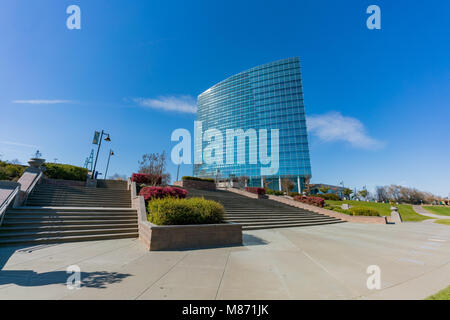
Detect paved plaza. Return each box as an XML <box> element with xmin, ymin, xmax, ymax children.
<box><xmin>0</xmin><ymin>222</ymin><xmax>449</xmax><ymax>300</ymax></box>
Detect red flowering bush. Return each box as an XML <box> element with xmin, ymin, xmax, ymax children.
<box><xmin>245</xmin><ymin>187</ymin><xmax>266</xmax><ymax>195</ymax></box>
<box><xmin>139</xmin><ymin>186</ymin><xmax>187</xmax><ymax>201</ymax></box>
<box><xmin>131</xmin><ymin>173</ymin><xmax>162</xmax><ymax>185</ymax></box>
<box><xmin>293</xmin><ymin>195</ymin><xmax>325</xmax><ymax>208</ymax></box>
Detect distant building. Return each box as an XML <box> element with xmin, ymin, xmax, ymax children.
<box><xmin>194</xmin><ymin>57</ymin><xmax>311</xmax><ymax>193</ymax></box>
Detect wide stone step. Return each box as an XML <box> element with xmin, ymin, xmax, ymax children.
<box><xmin>0</xmin><ymin>223</ymin><xmax>137</xmax><ymax>233</ymax></box>
<box><xmin>225</xmin><ymin>212</ymin><xmax>321</xmax><ymax>217</ymax></box>
<box><xmin>6</xmin><ymin>210</ymin><xmax>136</xmax><ymax>216</ymax></box>
<box><xmin>0</xmin><ymin>232</ymin><xmax>138</xmax><ymax>246</ymax></box>
<box><xmin>31</xmin><ymin>191</ymin><xmax>130</xmax><ymax>196</ymax></box>
<box><xmin>27</xmin><ymin>202</ymin><xmax>132</xmax><ymax>206</ymax></box>
<box><xmin>225</xmin><ymin>210</ymin><xmax>310</xmax><ymax>214</ymax></box>
<box><xmin>3</xmin><ymin>219</ymin><xmax>137</xmax><ymax>226</ymax></box>
<box><xmin>30</xmin><ymin>195</ymin><xmax>130</xmax><ymax>199</ymax></box>
<box><xmin>225</xmin><ymin>216</ymin><xmax>335</xmax><ymax>222</ymax></box>
<box><xmin>7</xmin><ymin>210</ymin><xmax>137</xmax><ymax>216</ymax></box>
<box><xmin>4</xmin><ymin>215</ymin><xmax>137</xmax><ymax>221</ymax></box>
<box><xmin>242</xmin><ymin>220</ymin><xmax>345</xmax><ymax>230</ymax></box>
<box><xmin>9</xmin><ymin>207</ymin><xmax>136</xmax><ymax>212</ymax></box>
<box><xmin>26</xmin><ymin>202</ymin><xmax>131</xmax><ymax>207</ymax></box>
<box><xmin>0</xmin><ymin>227</ymin><xmax>138</xmax><ymax>239</ymax></box>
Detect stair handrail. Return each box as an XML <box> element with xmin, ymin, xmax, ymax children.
<box><xmin>0</xmin><ymin>186</ymin><xmax>20</xmax><ymax>226</ymax></box>
<box><xmin>22</xmin><ymin>171</ymin><xmax>43</xmax><ymax>205</ymax></box>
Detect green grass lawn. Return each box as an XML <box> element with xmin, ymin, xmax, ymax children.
<box><xmin>423</xmin><ymin>206</ymin><xmax>450</xmax><ymax>217</ymax></box>
<box><xmin>325</xmin><ymin>200</ymin><xmax>431</xmax><ymax>222</ymax></box>
<box><xmin>426</xmin><ymin>285</ymin><xmax>450</xmax><ymax>300</ymax></box>
<box><xmin>434</xmin><ymin>219</ymin><xmax>450</xmax><ymax>226</ymax></box>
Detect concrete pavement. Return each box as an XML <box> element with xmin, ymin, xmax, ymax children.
<box><xmin>0</xmin><ymin>222</ymin><xmax>449</xmax><ymax>300</ymax></box>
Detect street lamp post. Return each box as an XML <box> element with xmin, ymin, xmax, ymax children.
<box><xmin>104</xmin><ymin>149</ymin><xmax>114</xmax><ymax>180</ymax></box>
<box><xmin>91</xmin><ymin>130</ymin><xmax>111</xmax><ymax>179</ymax></box>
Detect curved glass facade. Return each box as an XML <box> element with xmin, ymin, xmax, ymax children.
<box><xmin>194</xmin><ymin>57</ymin><xmax>311</xmax><ymax>192</ymax></box>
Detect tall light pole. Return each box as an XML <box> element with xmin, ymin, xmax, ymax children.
<box><xmin>104</xmin><ymin>149</ymin><xmax>114</xmax><ymax>180</ymax></box>
<box><xmin>91</xmin><ymin>130</ymin><xmax>111</xmax><ymax>179</ymax></box>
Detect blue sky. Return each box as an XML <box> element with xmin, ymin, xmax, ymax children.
<box><xmin>0</xmin><ymin>0</ymin><xmax>449</xmax><ymax>196</ymax></box>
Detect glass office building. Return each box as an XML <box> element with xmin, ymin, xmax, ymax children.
<box><xmin>194</xmin><ymin>57</ymin><xmax>311</xmax><ymax>192</ymax></box>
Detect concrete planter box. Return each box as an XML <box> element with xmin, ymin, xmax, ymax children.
<box><xmin>139</xmin><ymin>220</ymin><xmax>242</xmax><ymax>251</ymax></box>
<box><xmin>133</xmin><ymin>196</ymin><xmax>242</xmax><ymax>251</ymax></box>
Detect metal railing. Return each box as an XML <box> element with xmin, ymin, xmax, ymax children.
<box><xmin>0</xmin><ymin>186</ymin><xmax>20</xmax><ymax>227</ymax></box>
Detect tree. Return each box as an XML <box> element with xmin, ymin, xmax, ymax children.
<box><xmin>342</xmin><ymin>188</ymin><xmax>353</xmax><ymax>199</ymax></box>
<box><xmin>375</xmin><ymin>186</ymin><xmax>388</xmax><ymax>202</ymax></box>
<box><xmin>110</xmin><ymin>173</ymin><xmax>127</xmax><ymax>180</ymax></box>
<box><xmin>138</xmin><ymin>151</ymin><xmax>171</xmax><ymax>185</ymax></box>
<box><xmin>358</xmin><ymin>189</ymin><xmax>368</xmax><ymax>200</ymax></box>
<box><xmin>237</xmin><ymin>175</ymin><xmax>249</xmax><ymax>189</ymax></box>
<box><xmin>303</xmin><ymin>177</ymin><xmax>311</xmax><ymax>195</ymax></box>
<box><xmin>319</xmin><ymin>185</ymin><xmax>330</xmax><ymax>194</ymax></box>
<box><xmin>8</xmin><ymin>159</ymin><xmax>21</xmax><ymax>165</ymax></box>
<box><xmin>262</xmin><ymin>177</ymin><xmax>271</xmax><ymax>189</ymax></box>
<box><xmin>281</xmin><ymin>178</ymin><xmax>295</xmax><ymax>194</ymax></box>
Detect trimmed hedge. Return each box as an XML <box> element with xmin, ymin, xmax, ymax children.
<box><xmin>43</xmin><ymin>163</ymin><xmax>88</xmax><ymax>181</ymax></box>
<box><xmin>328</xmin><ymin>205</ymin><xmax>351</xmax><ymax>215</ymax></box>
<box><xmin>349</xmin><ymin>207</ymin><xmax>380</xmax><ymax>216</ymax></box>
<box><xmin>266</xmin><ymin>188</ymin><xmax>283</xmax><ymax>196</ymax></box>
<box><xmin>147</xmin><ymin>197</ymin><xmax>225</xmax><ymax>225</ymax></box>
<box><xmin>289</xmin><ymin>192</ymin><xmax>300</xmax><ymax>197</ymax></box>
<box><xmin>181</xmin><ymin>176</ymin><xmax>215</xmax><ymax>183</ymax></box>
<box><xmin>245</xmin><ymin>187</ymin><xmax>266</xmax><ymax>195</ymax></box>
<box><xmin>316</xmin><ymin>193</ymin><xmax>341</xmax><ymax>201</ymax></box>
<box><xmin>293</xmin><ymin>195</ymin><xmax>325</xmax><ymax>208</ymax></box>
<box><xmin>131</xmin><ymin>173</ymin><xmax>162</xmax><ymax>185</ymax></box>
<box><xmin>139</xmin><ymin>186</ymin><xmax>187</xmax><ymax>201</ymax></box>
<box><xmin>0</xmin><ymin>161</ymin><xmax>25</xmax><ymax>181</ymax></box>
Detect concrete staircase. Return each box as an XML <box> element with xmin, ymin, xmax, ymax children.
<box><xmin>186</xmin><ymin>188</ymin><xmax>343</xmax><ymax>230</ymax></box>
<box><xmin>25</xmin><ymin>184</ymin><xmax>131</xmax><ymax>207</ymax></box>
<box><xmin>0</xmin><ymin>181</ymin><xmax>138</xmax><ymax>245</ymax></box>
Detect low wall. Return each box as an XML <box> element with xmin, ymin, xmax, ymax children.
<box><xmin>267</xmin><ymin>195</ymin><xmax>388</xmax><ymax>224</ymax></box>
<box><xmin>223</xmin><ymin>187</ymin><xmax>267</xmax><ymax>199</ymax></box>
<box><xmin>133</xmin><ymin>192</ymin><xmax>242</xmax><ymax>251</ymax></box>
<box><xmin>0</xmin><ymin>181</ymin><xmax>20</xmax><ymax>208</ymax></box>
<box><xmin>174</xmin><ymin>180</ymin><xmax>216</xmax><ymax>191</ymax></box>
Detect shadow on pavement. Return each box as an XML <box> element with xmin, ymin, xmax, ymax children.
<box><xmin>0</xmin><ymin>244</ymin><xmax>131</xmax><ymax>289</ymax></box>
<box><xmin>243</xmin><ymin>233</ymin><xmax>268</xmax><ymax>246</ymax></box>
<box><xmin>0</xmin><ymin>270</ymin><xmax>132</xmax><ymax>288</ymax></box>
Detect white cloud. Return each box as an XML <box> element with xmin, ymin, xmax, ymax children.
<box><xmin>12</xmin><ymin>100</ymin><xmax>73</xmax><ymax>104</ymax></box>
<box><xmin>307</xmin><ymin>112</ymin><xmax>383</xmax><ymax>150</ymax></box>
<box><xmin>133</xmin><ymin>95</ymin><xmax>196</xmax><ymax>114</ymax></box>
<box><xmin>0</xmin><ymin>141</ymin><xmax>38</xmax><ymax>148</ymax></box>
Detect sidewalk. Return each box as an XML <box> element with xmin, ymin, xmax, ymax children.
<box><xmin>413</xmin><ymin>205</ymin><xmax>450</xmax><ymax>220</ymax></box>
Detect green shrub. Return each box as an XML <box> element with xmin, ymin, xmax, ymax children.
<box><xmin>147</xmin><ymin>197</ymin><xmax>225</xmax><ymax>225</ymax></box>
<box><xmin>266</xmin><ymin>188</ymin><xmax>283</xmax><ymax>196</ymax></box>
<box><xmin>289</xmin><ymin>192</ymin><xmax>300</xmax><ymax>197</ymax></box>
<box><xmin>0</xmin><ymin>161</ymin><xmax>25</xmax><ymax>181</ymax></box>
<box><xmin>349</xmin><ymin>206</ymin><xmax>380</xmax><ymax>216</ymax></box>
<box><xmin>330</xmin><ymin>206</ymin><xmax>352</xmax><ymax>215</ymax></box>
<box><xmin>182</xmin><ymin>176</ymin><xmax>215</xmax><ymax>183</ymax></box>
<box><xmin>43</xmin><ymin>163</ymin><xmax>88</xmax><ymax>181</ymax></box>
<box><xmin>316</xmin><ymin>193</ymin><xmax>341</xmax><ymax>201</ymax></box>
